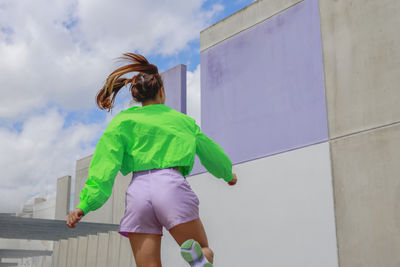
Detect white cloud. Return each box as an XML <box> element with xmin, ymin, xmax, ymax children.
<box><xmin>186</xmin><ymin>64</ymin><xmax>201</xmax><ymax>127</ymax></box>
<box><xmin>0</xmin><ymin>107</ymin><xmax>107</xmax><ymax>212</ymax></box>
<box><xmin>0</xmin><ymin>0</ymin><xmax>224</xmax><ymax>213</ymax></box>
<box><xmin>0</xmin><ymin>0</ymin><xmax>224</xmax><ymax>119</ymax></box>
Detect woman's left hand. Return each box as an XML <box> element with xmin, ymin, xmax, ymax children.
<box><xmin>66</xmin><ymin>208</ymin><xmax>84</xmax><ymax>228</ymax></box>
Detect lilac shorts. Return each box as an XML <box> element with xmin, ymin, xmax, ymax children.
<box><xmin>118</xmin><ymin>167</ymin><xmax>200</xmax><ymax>238</ymax></box>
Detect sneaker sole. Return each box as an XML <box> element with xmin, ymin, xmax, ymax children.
<box><xmin>180</xmin><ymin>239</ymin><xmax>213</xmax><ymax>267</ymax></box>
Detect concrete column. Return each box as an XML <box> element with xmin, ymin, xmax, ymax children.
<box><xmin>112</xmin><ymin>174</ymin><xmax>131</xmax><ymax>225</ymax></box>
<box><xmin>66</xmin><ymin>238</ymin><xmax>78</xmax><ymax>267</ymax></box>
<box><xmin>55</xmin><ymin>176</ymin><xmax>71</xmax><ymax>220</ymax></box>
<box><xmin>160</xmin><ymin>64</ymin><xmax>187</xmax><ymax>114</ymax></box>
<box><xmin>33</xmin><ymin>256</ymin><xmax>41</xmax><ymax>267</ymax></box>
<box><xmin>106</xmin><ymin>231</ymin><xmax>121</xmax><ymax>267</ymax></box>
<box><xmin>118</xmin><ymin>235</ymin><xmax>132</xmax><ymax>267</ymax></box>
<box><xmin>58</xmin><ymin>239</ymin><xmax>68</xmax><ymax>267</ymax></box>
<box><xmin>41</xmin><ymin>256</ymin><xmax>52</xmax><ymax>267</ymax></box>
<box><xmin>330</xmin><ymin>124</ymin><xmax>400</xmax><ymax>267</ymax></box>
<box><xmin>96</xmin><ymin>233</ymin><xmax>109</xmax><ymax>267</ymax></box>
<box><xmin>51</xmin><ymin>241</ymin><xmax>59</xmax><ymax>267</ymax></box>
<box><xmin>85</xmin><ymin>235</ymin><xmax>98</xmax><ymax>267</ymax></box>
<box><xmin>75</xmin><ymin>236</ymin><xmax>88</xmax><ymax>267</ymax></box>
<box><xmin>74</xmin><ymin>157</ymin><xmax>113</xmax><ymax>224</ymax></box>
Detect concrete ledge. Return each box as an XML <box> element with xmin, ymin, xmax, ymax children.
<box><xmin>200</xmin><ymin>0</ymin><xmax>303</xmax><ymax>52</ymax></box>
<box><xmin>0</xmin><ymin>249</ymin><xmax>52</xmax><ymax>258</ymax></box>
<box><xmin>0</xmin><ymin>263</ymin><xmax>18</xmax><ymax>266</ymax></box>
<box><xmin>0</xmin><ymin>214</ymin><xmax>119</xmax><ymax>240</ymax></box>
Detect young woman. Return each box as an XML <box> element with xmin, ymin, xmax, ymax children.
<box><xmin>66</xmin><ymin>53</ymin><xmax>238</xmax><ymax>267</ymax></box>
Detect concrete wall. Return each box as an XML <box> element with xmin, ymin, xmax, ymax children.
<box><xmin>49</xmin><ymin>231</ymin><xmax>134</xmax><ymax>267</ymax></box>
<box><xmin>317</xmin><ymin>1</ymin><xmax>400</xmax><ymax>266</ymax></box>
<box><xmin>330</xmin><ymin>124</ymin><xmax>400</xmax><ymax>267</ymax></box>
<box><xmin>160</xmin><ymin>64</ymin><xmax>187</xmax><ymax>114</ymax></box>
<box><xmin>55</xmin><ymin>176</ymin><xmax>71</xmax><ymax>220</ymax></box>
<box><xmin>319</xmin><ymin>0</ymin><xmax>400</xmax><ymax>139</ymax></box>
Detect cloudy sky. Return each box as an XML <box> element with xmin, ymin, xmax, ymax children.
<box><xmin>0</xmin><ymin>0</ymin><xmax>254</xmax><ymax>213</ymax></box>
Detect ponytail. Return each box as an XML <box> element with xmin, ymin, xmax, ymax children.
<box><xmin>96</xmin><ymin>53</ymin><xmax>164</xmax><ymax>111</ymax></box>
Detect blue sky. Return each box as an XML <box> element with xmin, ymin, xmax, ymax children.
<box><xmin>0</xmin><ymin>0</ymin><xmax>254</xmax><ymax>212</ymax></box>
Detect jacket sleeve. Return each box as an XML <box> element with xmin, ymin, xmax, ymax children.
<box><xmin>194</xmin><ymin>122</ymin><xmax>234</xmax><ymax>182</ymax></box>
<box><xmin>76</xmin><ymin>121</ymin><xmax>125</xmax><ymax>215</ymax></box>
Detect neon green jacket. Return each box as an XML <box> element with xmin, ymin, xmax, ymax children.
<box><xmin>76</xmin><ymin>104</ymin><xmax>234</xmax><ymax>215</ymax></box>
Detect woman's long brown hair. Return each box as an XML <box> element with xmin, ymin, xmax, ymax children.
<box><xmin>96</xmin><ymin>53</ymin><xmax>164</xmax><ymax>112</ymax></box>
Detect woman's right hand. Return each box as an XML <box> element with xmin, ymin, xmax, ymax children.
<box><xmin>66</xmin><ymin>208</ymin><xmax>84</xmax><ymax>228</ymax></box>
<box><xmin>228</xmin><ymin>173</ymin><xmax>237</xmax><ymax>186</ymax></box>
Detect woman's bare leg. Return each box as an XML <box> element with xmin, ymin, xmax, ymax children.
<box><xmin>168</xmin><ymin>218</ymin><xmax>214</xmax><ymax>264</ymax></box>
<box><xmin>127</xmin><ymin>233</ymin><xmax>162</xmax><ymax>267</ymax></box>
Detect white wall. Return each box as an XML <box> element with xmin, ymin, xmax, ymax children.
<box><xmin>160</xmin><ymin>142</ymin><xmax>338</xmax><ymax>267</ymax></box>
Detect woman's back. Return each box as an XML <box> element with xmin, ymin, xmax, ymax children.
<box><xmin>117</xmin><ymin>103</ymin><xmax>198</xmax><ymax>177</ymax></box>
<box><xmin>114</xmin><ymin>103</ymin><xmax>233</xmax><ymax>181</ymax></box>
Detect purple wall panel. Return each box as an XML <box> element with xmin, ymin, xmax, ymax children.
<box><xmin>161</xmin><ymin>64</ymin><xmax>187</xmax><ymax>114</ymax></box>
<box><xmin>189</xmin><ymin>0</ymin><xmax>328</xmax><ymax>177</ymax></box>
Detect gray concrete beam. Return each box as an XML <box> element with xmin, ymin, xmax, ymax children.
<box><xmin>0</xmin><ymin>249</ymin><xmax>52</xmax><ymax>258</ymax></box>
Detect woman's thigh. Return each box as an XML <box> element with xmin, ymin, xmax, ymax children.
<box><xmin>168</xmin><ymin>217</ymin><xmax>209</xmax><ymax>248</ymax></box>
<box><xmin>128</xmin><ymin>233</ymin><xmax>162</xmax><ymax>267</ymax></box>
